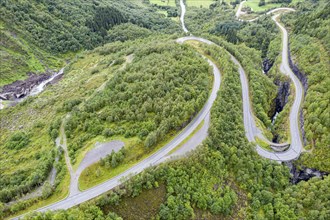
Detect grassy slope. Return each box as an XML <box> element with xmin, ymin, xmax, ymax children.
<box><xmin>149</xmin><ymin>0</ymin><xmax>217</xmax><ymax>8</ymax></box>
<box><xmin>244</xmin><ymin>0</ymin><xmax>303</xmax><ymax>12</ymax></box>
<box><xmin>244</xmin><ymin>0</ymin><xmax>282</xmax><ymax>12</ymax></box>
<box><xmin>78</xmin><ymin>131</ymin><xmax>176</xmax><ymax>190</ymax></box>
<box><xmin>149</xmin><ymin>0</ymin><xmax>177</xmax><ymax>7</ymax></box>
<box><xmin>186</xmin><ymin>0</ymin><xmax>215</xmax><ymax>8</ymax></box>
<box><xmin>79</xmin><ymin>110</ymin><xmax>205</xmax><ymax>190</ymax></box>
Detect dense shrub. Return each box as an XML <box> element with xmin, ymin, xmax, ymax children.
<box><xmin>5</xmin><ymin>132</ymin><xmax>30</xmax><ymax>150</ymax></box>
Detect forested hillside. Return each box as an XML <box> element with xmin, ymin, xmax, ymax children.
<box><xmin>0</xmin><ymin>0</ymin><xmax>180</xmax><ymax>85</ymax></box>
<box><xmin>65</xmin><ymin>39</ymin><xmax>210</xmax><ymax>163</ymax></box>
<box><xmin>0</xmin><ymin>35</ymin><xmax>211</xmax><ymax>216</ymax></box>
<box><xmin>282</xmin><ymin>0</ymin><xmax>330</xmax><ymax>171</ymax></box>
<box><xmin>22</xmin><ymin>40</ymin><xmax>330</xmax><ymax>220</ymax></box>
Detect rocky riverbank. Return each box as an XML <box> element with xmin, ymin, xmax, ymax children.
<box><xmin>0</xmin><ymin>69</ymin><xmax>64</xmax><ymax>110</ymax></box>
<box><xmin>0</xmin><ymin>71</ymin><xmax>54</xmax><ymax>100</ymax></box>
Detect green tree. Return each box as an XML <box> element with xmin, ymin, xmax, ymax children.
<box><xmin>42</xmin><ymin>181</ymin><xmax>53</xmax><ymax>199</ymax></box>
<box><xmin>259</xmin><ymin>0</ymin><xmax>266</xmax><ymax>6</ymax></box>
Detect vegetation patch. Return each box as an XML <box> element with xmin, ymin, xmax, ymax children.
<box><xmin>79</xmin><ymin>131</ymin><xmax>176</xmax><ymax>190</ymax></box>
<box><xmin>255</xmin><ymin>137</ymin><xmax>272</xmax><ymax>150</ymax></box>
<box><xmin>149</xmin><ymin>0</ymin><xmax>177</xmax><ymax>7</ymax></box>
<box><xmin>104</xmin><ymin>184</ymin><xmax>166</xmax><ymax>219</ymax></box>
<box><xmin>65</xmin><ymin>39</ymin><xmax>211</xmax><ymax>163</ymax></box>
<box><xmin>5</xmin><ymin>132</ymin><xmax>30</xmax><ymax>150</ymax></box>
<box><xmin>186</xmin><ymin>0</ymin><xmax>215</xmax><ymax>8</ymax></box>
<box><xmin>244</xmin><ymin>0</ymin><xmax>283</xmax><ymax>12</ymax></box>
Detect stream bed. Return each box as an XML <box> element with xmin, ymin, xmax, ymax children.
<box><xmin>0</xmin><ymin>68</ymin><xmax>64</xmax><ymax>110</ymax></box>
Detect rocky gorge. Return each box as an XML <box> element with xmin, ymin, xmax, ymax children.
<box><xmin>286</xmin><ymin>161</ymin><xmax>329</xmax><ymax>184</ymax></box>
<box><xmin>263</xmin><ymin>45</ymin><xmax>308</xmax><ymax>145</ymax></box>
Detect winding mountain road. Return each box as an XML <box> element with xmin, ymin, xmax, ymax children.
<box><xmin>14</xmin><ymin>1</ymin><xmax>303</xmax><ymax>218</ymax></box>
<box><xmin>179</xmin><ymin>0</ymin><xmax>302</xmax><ymax>160</ymax></box>
<box><xmin>234</xmin><ymin>2</ymin><xmax>303</xmax><ymax>160</ymax></box>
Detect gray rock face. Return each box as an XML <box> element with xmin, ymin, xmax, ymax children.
<box><xmin>263</xmin><ymin>58</ymin><xmax>274</xmax><ymax>74</ymax></box>
<box><xmin>275</xmin><ymin>80</ymin><xmax>290</xmax><ymax>113</ymax></box>
<box><xmin>270</xmin><ymin>79</ymin><xmax>291</xmax><ymax>143</ymax></box>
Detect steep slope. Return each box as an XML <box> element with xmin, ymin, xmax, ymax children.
<box><xmin>0</xmin><ymin>23</ymin><xmax>62</xmax><ymax>86</ymax></box>
<box><xmin>0</xmin><ymin>0</ymin><xmax>180</xmax><ymax>85</ymax></box>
